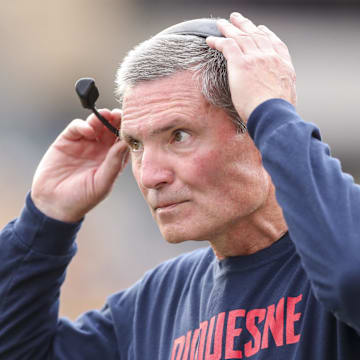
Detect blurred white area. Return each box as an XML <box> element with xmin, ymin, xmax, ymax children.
<box><xmin>0</xmin><ymin>0</ymin><xmax>359</xmax><ymax>318</ymax></box>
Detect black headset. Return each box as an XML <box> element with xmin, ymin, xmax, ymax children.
<box><xmin>75</xmin><ymin>19</ymin><xmax>223</xmax><ymax>137</ymax></box>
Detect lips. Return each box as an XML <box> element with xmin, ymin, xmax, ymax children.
<box><xmin>154</xmin><ymin>200</ymin><xmax>188</xmax><ymax>211</ymax></box>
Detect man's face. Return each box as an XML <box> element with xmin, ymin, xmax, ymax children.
<box><xmin>121</xmin><ymin>71</ymin><xmax>270</xmax><ymax>244</ymax></box>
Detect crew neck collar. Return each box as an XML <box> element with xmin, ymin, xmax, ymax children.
<box><xmin>214</xmin><ymin>232</ymin><xmax>293</xmax><ymax>278</ymax></box>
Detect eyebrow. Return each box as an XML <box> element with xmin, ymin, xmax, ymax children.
<box><xmin>149</xmin><ymin>119</ymin><xmax>183</xmax><ymax>136</ymax></box>
<box><xmin>121</xmin><ymin>118</ymin><xmax>184</xmax><ymax>140</ymax></box>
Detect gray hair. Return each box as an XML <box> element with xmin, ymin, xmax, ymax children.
<box><xmin>115</xmin><ymin>34</ymin><xmax>247</xmax><ymax>133</ymax></box>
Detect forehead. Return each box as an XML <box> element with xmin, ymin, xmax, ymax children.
<box><xmin>121</xmin><ymin>72</ymin><xmax>209</xmax><ymax>136</ymax></box>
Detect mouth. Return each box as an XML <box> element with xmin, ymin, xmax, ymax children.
<box><xmin>154</xmin><ymin>200</ymin><xmax>189</xmax><ymax>212</ymax></box>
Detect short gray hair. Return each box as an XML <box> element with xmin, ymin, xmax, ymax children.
<box><xmin>115</xmin><ymin>33</ymin><xmax>247</xmax><ymax>133</ymax></box>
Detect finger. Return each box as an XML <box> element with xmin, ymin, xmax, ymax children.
<box><xmin>230</xmin><ymin>14</ymin><xmax>276</xmax><ymax>54</ymax></box>
<box><xmin>88</xmin><ymin>109</ymin><xmax>120</xmax><ymax>145</ymax></box>
<box><xmin>99</xmin><ymin>109</ymin><xmax>122</xmax><ymax>146</ymax></box>
<box><xmin>229</xmin><ymin>12</ymin><xmax>258</xmax><ymax>33</ymax></box>
<box><xmin>206</xmin><ymin>36</ymin><xmax>245</xmax><ymax>59</ymax></box>
<box><xmin>111</xmin><ymin>108</ymin><xmax>122</xmax><ymax>133</ymax></box>
<box><xmin>206</xmin><ymin>35</ymin><xmax>218</xmax><ymax>50</ymax></box>
<box><xmin>86</xmin><ymin>108</ymin><xmax>113</xmax><ymax>135</ymax></box>
<box><xmin>62</xmin><ymin>119</ymin><xmax>96</xmax><ymax>142</ymax></box>
<box><xmin>216</xmin><ymin>19</ymin><xmax>258</xmax><ymax>54</ymax></box>
<box><xmin>94</xmin><ymin>140</ymin><xmax>129</xmax><ymax>194</ymax></box>
<box><xmin>258</xmin><ymin>25</ymin><xmax>291</xmax><ymax>61</ymax></box>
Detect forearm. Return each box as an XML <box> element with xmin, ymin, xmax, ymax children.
<box><xmin>248</xmin><ymin>99</ymin><xmax>360</xmax><ymax>332</ymax></box>
<box><xmin>0</xmin><ymin>193</ymin><xmax>79</xmax><ymax>359</ymax></box>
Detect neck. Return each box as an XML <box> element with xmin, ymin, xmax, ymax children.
<box><xmin>210</xmin><ymin>183</ymin><xmax>288</xmax><ymax>260</ymax></box>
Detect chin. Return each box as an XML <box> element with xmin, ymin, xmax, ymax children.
<box><xmin>159</xmin><ymin>223</ymin><xmax>210</xmax><ymax>244</ymax></box>
<box><xmin>161</xmin><ymin>228</ymin><xmax>189</xmax><ymax>244</ymax></box>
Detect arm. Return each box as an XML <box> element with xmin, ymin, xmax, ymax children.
<box><xmin>0</xmin><ymin>197</ymin><xmax>121</xmax><ymax>359</ymax></box>
<box><xmin>0</xmin><ymin>194</ymin><xmax>76</xmax><ymax>358</ymax></box>
<box><xmin>248</xmin><ymin>98</ymin><xmax>360</xmax><ymax>333</ymax></box>
<box><xmin>207</xmin><ymin>13</ymin><xmax>360</xmax><ymax>332</ymax></box>
<box><xmin>0</xmin><ymin>109</ymin><xmax>129</xmax><ymax>358</ymax></box>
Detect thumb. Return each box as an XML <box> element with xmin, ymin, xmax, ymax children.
<box><xmin>94</xmin><ymin>141</ymin><xmax>129</xmax><ymax>197</ymax></box>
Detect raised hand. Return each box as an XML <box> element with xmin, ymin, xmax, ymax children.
<box><xmin>31</xmin><ymin>109</ymin><xmax>129</xmax><ymax>222</ymax></box>
<box><xmin>206</xmin><ymin>12</ymin><xmax>297</xmax><ymax>123</ymax></box>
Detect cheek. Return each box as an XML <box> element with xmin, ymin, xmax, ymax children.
<box><xmin>189</xmin><ymin>149</ymin><xmax>226</xmax><ymax>187</ymax></box>
<box><xmin>189</xmin><ymin>142</ymin><xmax>267</xmax><ymax>202</ymax></box>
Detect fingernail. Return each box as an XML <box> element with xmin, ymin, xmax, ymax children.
<box><xmin>231</xmin><ymin>12</ymin><xmax>242</xmax><ymax>18</ymax></box>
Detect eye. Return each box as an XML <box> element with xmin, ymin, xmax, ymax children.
<box><xmin>128</xmin><ymin>138</ymin><xmax>143</xmax><ymax>152</ymax></box>
<box><xmin>172</xmin><ymin>130</ymin><xmax>191</xmax><ymax>144</ymax></box>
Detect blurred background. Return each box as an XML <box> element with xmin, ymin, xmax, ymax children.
<box><xmin>1</xmin><ymin>0</ymin><xmax>359</xmax><ymax>319</ymax></box>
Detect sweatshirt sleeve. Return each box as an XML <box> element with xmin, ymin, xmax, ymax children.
<box><xmin>247</xmin><ymin>98</ymin><xmax>360</xmax><ymax>333</ymax></box>
<box><xmin>0</xmin><ymin>194</ymin><xmax>120</xmax><ymax>359</ymax></box>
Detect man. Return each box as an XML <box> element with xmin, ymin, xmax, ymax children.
<box><xmin>0</xmin><ymin>12</ymin><xmax>359</xmax><ymax>359</ymax></box>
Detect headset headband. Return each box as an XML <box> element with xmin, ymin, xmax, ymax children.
<box><xmin>156</xmin><ymin>18</ymin><xmax>223</xmax><ymax>38</ymax></box>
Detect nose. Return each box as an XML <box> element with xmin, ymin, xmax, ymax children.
<box><xmin>138</xmin><ymin>148</ymin><xmax>174</xmax><ymax>190</ymax></box>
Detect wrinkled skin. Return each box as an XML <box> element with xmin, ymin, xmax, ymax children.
<box><xmin>121</xmin><ymin>72</ymin><xmax>287</xmax><ymax>258</ymax></box>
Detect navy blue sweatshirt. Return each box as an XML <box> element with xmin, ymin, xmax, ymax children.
<box><xmin>1</xmin><ymin>99</ymin><xmax>360</xmax><ymax>359</ymax></box>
